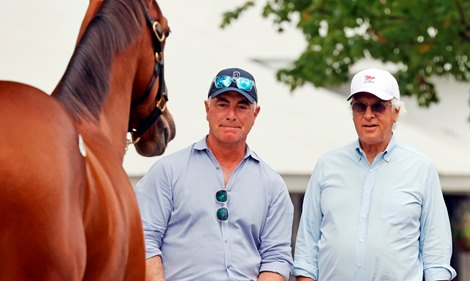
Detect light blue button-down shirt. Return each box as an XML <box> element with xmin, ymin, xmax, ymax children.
<box><xmin>136</xmin><ymin>137</ymin><xmax>294</xmax><ymax>281</ymax></box>
<box><xmin>294</xmin><ymin>136</ymin><xmax>456</xmax><ymax>281</ymax></box>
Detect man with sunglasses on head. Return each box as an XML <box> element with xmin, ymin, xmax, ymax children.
<box><xmin>136</xmin><ymin>67</ymin><xmax>294</xmax><ymax>281</ymax></box>
<box><xmin>293</xmin><ymin>68</ymin><xmax>456</xmax><ymax>281</ymax></box>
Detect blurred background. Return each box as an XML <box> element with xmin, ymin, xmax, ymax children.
<box><xmin>1</xmin><ymin>1</ymin><xmax>469</xmax><ymax>279</ymax></box>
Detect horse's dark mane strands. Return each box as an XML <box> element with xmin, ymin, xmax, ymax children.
<box><xmin>55</xmin><ymin>0</ymin><xmax>143</xmax><ymax>120</ymax></box>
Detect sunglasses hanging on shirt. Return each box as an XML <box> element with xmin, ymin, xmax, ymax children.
<box><xmin>215</xmin><ymin>189</ymin><xmax>229</xmax><ymax>221</ymax></box>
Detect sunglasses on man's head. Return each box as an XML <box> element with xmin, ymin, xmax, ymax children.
<box><xmin>215</xmin><ymin>189</ymin><xmax>228</xmax><ymax>221</ymax></box>
<box><xmin>351</xmin><ymin>101</ymin><xmax>392</xmax><ymax>115</ymax></box>
<box><xmin>214</xmin><ymin>75</ymin><xmax>254</xmax><ymax>92</ymax></box>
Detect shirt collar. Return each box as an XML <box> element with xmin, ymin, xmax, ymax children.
<box><xmin>194</xmin><ymin>136</ymin><xmax>260</xmax><ymax>162</ymax></box>
<box><xmin>354</xmin><ymin>134</ymin><xmax>397</xmax><ymax>163</ymax></box>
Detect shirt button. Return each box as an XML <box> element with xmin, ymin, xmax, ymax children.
<box><xmin>357</xmin><ymin>264</ymin><xmax>361</xmax><ymax>268</ymax></box>
<box><xmin>224</xmin><ymin>240</ymin><xmax>228</xmax><ymax>243</ymax></box>
<box><xmin>358</xmin><ymin>239</ymin><xmax>363</xmax><ymax>243</ymax></box>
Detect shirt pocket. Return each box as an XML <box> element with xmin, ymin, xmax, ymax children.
<box><xmin>380</xmin><ymin>190</ymin><xmax>422</xmax><ymax>226</ymax></box>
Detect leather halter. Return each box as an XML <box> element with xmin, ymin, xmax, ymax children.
<box><xmin>128</xmin><ymin>1</ymin><xmax>168</xmax><ymax>144</ymax></box>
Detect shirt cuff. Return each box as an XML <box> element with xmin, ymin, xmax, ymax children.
<box><xmin>144</xmin><ymin>241</ymin><xmax>162</xmax><ymax>260</ymax></box>
<box><xmin>293</xmin><ymin>261</ymin><xmax>318</xmax><ymax>280</ymax></box>
<box><xmin>260</xmin><ymin>262</ymin><xmax>292</xmax><ymax>281</ymax></box>
<box><xmin>424</xmin><ymin>266</ymin><xmax>456</xmax><ymax>280</ymax></box>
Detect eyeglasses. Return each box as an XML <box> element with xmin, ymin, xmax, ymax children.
<box><xmin>214</xmin><ymin>75</ymin><xmax>254</xmax><ymax>92</ymax></box>
<box><xmin>215</xmin><ymin>189</ymin><xmax>228</xmax><ymax>221</ymax></box>
<box><xmin>351</xmin><ymin>101</ymin><xmax>392</xmax><ymax>115</ymax></box>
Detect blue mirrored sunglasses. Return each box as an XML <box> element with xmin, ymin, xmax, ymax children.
<box><xmin>215</xmin><ymin>189</ymin><xmax>228</xmax><ymax>221</ymax></box>
<box><xmin>214</xmin><ymin>75</ymin><xmax>254</xmax><ymax>92</ymax></box>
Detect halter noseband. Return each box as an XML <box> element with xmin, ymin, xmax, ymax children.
<box><xmin>127</xmin><ymin>1</ymin><xmax>168</xmax><ymax>144</ymax></box>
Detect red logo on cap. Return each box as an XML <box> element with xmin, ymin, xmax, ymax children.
<box><xmin>364</xmin><ymin>75</ymin><xmax>375</xmax><ymax>83</ymax></box>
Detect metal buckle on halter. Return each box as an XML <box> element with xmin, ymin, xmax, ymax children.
<box><xmin>156</xmin><ymin>95</ymin><xmax>166</xmax><ymax>112</ymax></box>
<box><xmin>152</xmin><ymin>22</ymin><xmax>165</xmax><ymax>42</ymax></box>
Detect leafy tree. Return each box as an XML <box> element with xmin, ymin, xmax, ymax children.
<box><xmin>221</xmin><ymin>0</ymin><xmax>470</xmax><ymax>107</ymax></box>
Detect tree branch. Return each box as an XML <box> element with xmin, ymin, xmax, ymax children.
<box><xmin>453</xmin><ymin>0</ymin><xmax>470</xmax><ymax>41</ymax></box>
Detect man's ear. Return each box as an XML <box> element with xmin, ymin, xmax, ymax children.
<box><xmin>393</xmin><ymin>108</ymin><xmax>400</xmax><ymax>123</ymax></box>
<box><xmin>204</xmin><ymin>100</ymin><xmax>210</xmax><ymax>121</ymax></box>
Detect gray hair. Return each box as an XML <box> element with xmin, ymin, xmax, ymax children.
<box><xmin>391</xmin><ymin>98</ymin><xmax>407</xmax><ymax>117</ymax></box>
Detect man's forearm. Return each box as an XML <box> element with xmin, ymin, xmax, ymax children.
<box><xmin>145</xmin><ymin>256</ymin><xmax>165</xmax><ymax>281</ymax></box>
<box><xmin>258</xmin><ymin>271</ymin><xmax>285</xmax><ymax>281</ymax></box>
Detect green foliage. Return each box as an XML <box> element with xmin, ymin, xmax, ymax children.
<box><xmin>220</xmin><ymin>1</ymin><xmax>256</xmax><ymax>28</ymax></box>
<box><xmin>221</xmin><ymin>0</ymin><xmax>470</xmax><ymax>107</ymax></box>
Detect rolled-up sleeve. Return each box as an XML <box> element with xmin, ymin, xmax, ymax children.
<box><xmin>135</xmin><ymin>159</ymin><xmax>173</xmax><ymax>260</ymax></box>
<box><xmin>293</xmin><ymin>164</ymin><xmax>322</xmax><ymax>280</ymax></box>
<box><xmin>421</xmin><ymin>163</ymin><xmax>457</xmax><ymax>280</ymax></box>
<box><xmin>258</xmin><ymin>180</ymin><xmax>294</xmax><ymax>280</ymax></box>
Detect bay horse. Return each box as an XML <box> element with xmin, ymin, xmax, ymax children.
<box><xmin>0</xmin><ymin>0</ymin><xmax>175</xmax><ymax>279</ymax></box>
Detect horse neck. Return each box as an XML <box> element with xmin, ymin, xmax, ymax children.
<box><xmin>87</xmin><ymin>46</ymin><xmax>140</xmax><ymax>161</ymax></box>
<box><xmin>55</xmin><ymin>0</ymin><xmax>149</xmax><ymax>161</ymax></box>
<box><xmin>57</xmin><ymin>38</ymin><xmax>143</xmax><ymax>162</ymax></box>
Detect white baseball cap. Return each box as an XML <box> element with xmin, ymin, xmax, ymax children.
<box><xmin>347</xmin><ymin>68</ymin><xmax>400</xmax><ymax>101</ymax></box>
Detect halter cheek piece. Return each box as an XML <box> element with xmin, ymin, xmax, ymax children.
<box><xmin>127</xmin><ymin>0</ymin><xmax>168</xmax><ymax>145</ymax></box>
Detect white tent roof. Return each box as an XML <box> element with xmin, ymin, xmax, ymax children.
<box><xmin>1</xmin><ymin>0</ymin><xmax>469</xmax><ymax>192</ymax></box>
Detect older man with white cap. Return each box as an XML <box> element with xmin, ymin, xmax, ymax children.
<box><xmin>293</xmin><ymin>68</ymin><xmax>456</xmax><ymax>281</ymax></box>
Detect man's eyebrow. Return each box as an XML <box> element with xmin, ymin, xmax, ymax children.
<box><xmin>215</xmin><ymin>96</ymin><xmax>229</xmax><ymax>102</ymax></box>
<box><xmin>214</xmin><ymin>96</ymin><xmax>250</xmax><ymax>104</ymax></box>
<box><xmin>237</xmin><ymin>99</ymin><xmax>250</xmax><ymax>105</ymax></box>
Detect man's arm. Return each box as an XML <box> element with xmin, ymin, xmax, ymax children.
<box><xmin>145</xmin><ymin>256</ymin><xmax>165</xmax><ymax>281</ymax></box>
<box><xmin>292</xmin><ymin>165</ymin><xmax>323</xmax><ymax>281</ymax></box>
<box><xmin>258</xmin><ymin>271</ymin><xmax>285</xmax><ymax>281</ymax></box>
<box><xmin>421</xmin><ymin>164</ymin><xmax>456</xmax><ymax>280</ymax></box>
<box><xmin>257</xmin><ymin>179</ymin><xmax>294</xmax><ymax>280</ymax></box>
<box><xmin>136</xmin><ymin>160</ymin><xmax>174</xmax><ymax>281</ymax></box>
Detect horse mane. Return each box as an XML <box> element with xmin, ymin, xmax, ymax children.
<box><xmin>55</xmin><ymin>0</ymin><xmax>144</xmax><ymax>120</ymax></box>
